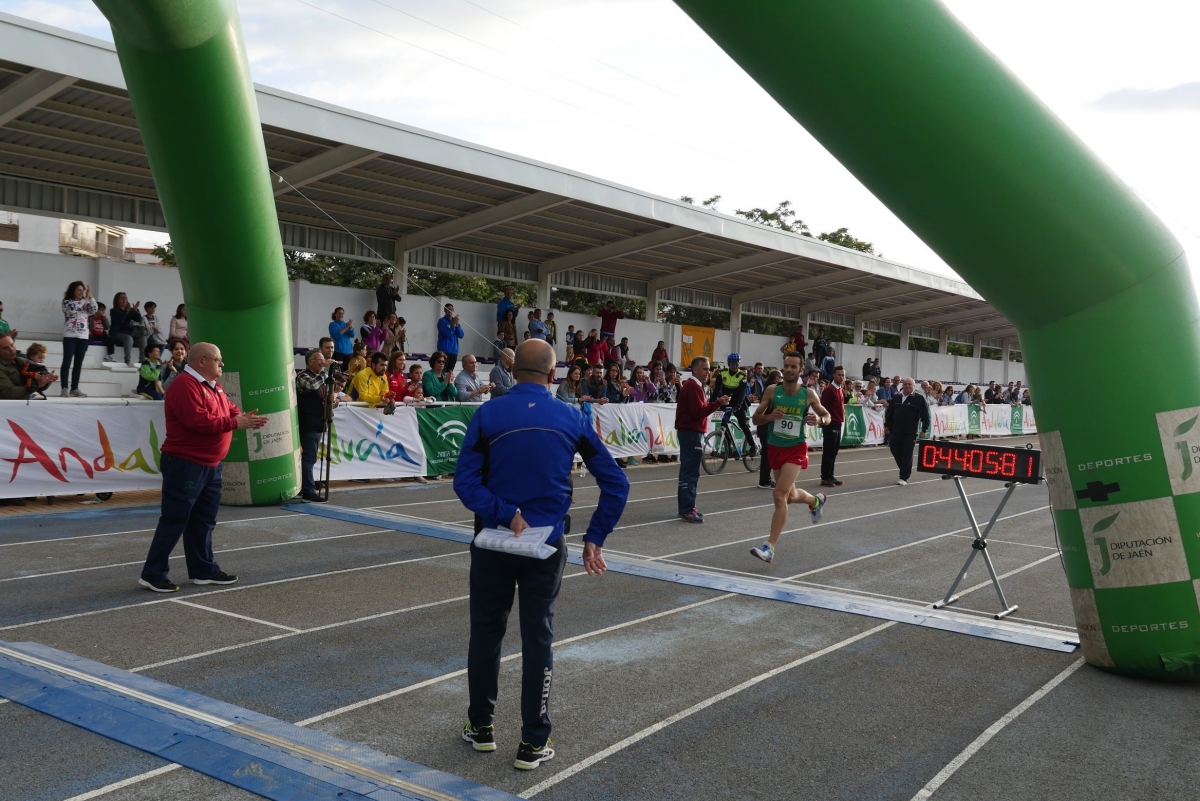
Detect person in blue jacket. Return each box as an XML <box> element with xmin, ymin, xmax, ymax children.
<box><xmin>437</xmin><ymin>302</ymin><xmax>465</xmax><ymax>371</ymax></box>
<box><xmin>454</xmin><ymin>338</ymin><xmax>629</xmax><ymax>771</ymax></box>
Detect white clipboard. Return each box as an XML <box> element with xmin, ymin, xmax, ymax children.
<box><xmin>474</xmin><ymin>526</ymin><xmax>557</xmax><ymax>559</ymax></box>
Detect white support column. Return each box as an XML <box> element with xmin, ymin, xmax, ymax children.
<box><xmin>729</xmin><ymin>303</ymin><xmax>742</xmax><ymax>355</ymax></box>
<box><xmin>899</xmin><ymin>325</ymin><xmax>911</xmax><ymax>351</ymax></box>
<box><xmin>938</xmin><ymin>329</ymin><xmax>948</xmax><ymax>354</ymax></box>
<box><xmin>537</xmin><ymin>269</ymin><xmax>553</xmax><ymax>311</ymax></box>
<box><xmin>855</xmin><ymin>319</ymin><xmax>867</xmax><ymax>346</ymax></box>
<box><xmin>1002</xmin><ymin>339</ymin><xmax>1012</xmax><ymax>383</ymax></box>
<box><xmin>396</xmin><ymin>244</ymin><xmax>409</xmax><ymax>294</ymax></box>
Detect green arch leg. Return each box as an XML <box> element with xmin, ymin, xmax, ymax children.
<box><xmin>673</xmin><ymin>0</ymin><xmax>1198</xmax><ymax>679</ymax></box>
<box><xmin>93</xmin><ymin>0</ymin><xmax>299</xmax><ymax>505</ymax></box>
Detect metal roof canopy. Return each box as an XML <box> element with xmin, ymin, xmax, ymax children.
<box><xmin>0</xmin><ymin>12</ymin><xmax>1012</xmax><ymax>343</ymax></box>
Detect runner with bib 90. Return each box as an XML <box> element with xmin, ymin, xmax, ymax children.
<box><xmin>749</xmin><ymin>352</ymin><xmax>832</xmax><ymax>564</ymax></box>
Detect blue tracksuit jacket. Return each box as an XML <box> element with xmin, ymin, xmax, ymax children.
<box><xmin>453</xmin><ymin>382</ymin><xmax>629</xmax><ymax>546</ymax></box>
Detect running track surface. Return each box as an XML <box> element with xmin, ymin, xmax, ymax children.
<box><xmin>3</xmin><ymin>437</ymin><xmax>1199</xmax><ymax>801</ymax></box>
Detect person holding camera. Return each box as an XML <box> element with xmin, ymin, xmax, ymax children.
<box><xmin>296</xmin><ymin>348</ymin><xmax>342</xmax><ymax>502</ymax></box>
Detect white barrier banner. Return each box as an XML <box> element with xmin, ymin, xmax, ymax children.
<box><xmin>0</xmin><ymin>402</ymin><xmax>167</xmax><ymax>498</ymax></box>
<box><xmin>325</xmin><ymin>404</ymin><xmax>427</xmax><ymax>479</ymax></box>
<box><xmin>642</xmin><ymin>404</ymin><xmax>681</xmax><ymax>455</ymax></box>
<box><xmin>587</xmin><ymin>403</ymin><xmax>653</xmax><ymax>458</ymax></box>
<box><xmin>930</xmin><ymin>405</ymin><xmax>970</xmax><ymax>439</ymax></box>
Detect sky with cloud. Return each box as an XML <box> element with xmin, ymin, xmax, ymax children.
<box><xmin>6</xmin><ymin>0</ymin><xmax>1199</xmax><ymax>284</ymax></box>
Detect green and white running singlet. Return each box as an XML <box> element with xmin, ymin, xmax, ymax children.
<box><xmin>767</xmin><ymin>383</ymin><xmax>808</xmax><ymax>447</ymax></box>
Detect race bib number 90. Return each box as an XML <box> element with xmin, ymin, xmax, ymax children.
<box><xmin>776</xmin><ymin>417</ymin><xmax>802</xmax><ymax>439</ymax></box>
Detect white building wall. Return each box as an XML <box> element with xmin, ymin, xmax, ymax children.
<box><xmin>0</xmin><ymin>248</ymin><xmax>1027</xmax><ymax>386</ymax></box>
<box><xmin>0</xmin><ymin>214</ymin><xmax>60</xmax><ymax>254</ymax></box>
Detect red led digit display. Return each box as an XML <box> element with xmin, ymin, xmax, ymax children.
<box><xmin>916</xmin><ymin>441</ymin><xmax>1041</xmax><ymax>484</ymax></box>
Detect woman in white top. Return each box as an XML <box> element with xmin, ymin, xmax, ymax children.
<box><xmin>168</xmin><ymin>304</ymin><xmax>188</xmax><ymax>348</ymax></box>
<box><xmin>61</xmin><ymin>280</ymin><xmax>97</xmax><ymax>397</ymax></box>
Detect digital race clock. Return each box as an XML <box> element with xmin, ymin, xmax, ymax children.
<box><xmin>916</xmin><ymin>440</ymin><xmax>1041</xmax><ymax>484</ymax></box>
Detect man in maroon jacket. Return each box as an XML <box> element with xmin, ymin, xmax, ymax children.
<box><xmin>675</xmin><ymin>356</ymin><xmax>729</xmax><ymax>523</ymax></box>
<box><xmin>820</xmin><ymin>365</ymin><xmax>846</xmax><ymax>487</ymax></box>
<box><xmin>138</xmin><ymin>342</ymin><xmax>268</xmax><ymax>593</ymax></box>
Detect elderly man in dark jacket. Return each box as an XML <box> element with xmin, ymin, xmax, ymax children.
<box><xmin>883</xmin><ymin>376</ymin><xmax>931</xmax><ymax>486</ymax></box>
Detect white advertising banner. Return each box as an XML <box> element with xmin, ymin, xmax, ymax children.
<box><xmin>0</xmin><ymin>399</ymin><xmax>1037</xmax><ymax>498</ymax></box>
<box><xmin>0</xmin><ymin>402</ymin><xmax>167</xmax><ymax>498</ymax></box>
<box><xmin>324</xmin><ymin>404</ymin><xmax>427</xmax><ymax>479</ymax></box>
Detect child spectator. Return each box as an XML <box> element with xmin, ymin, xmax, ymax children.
<box><xmin>545</xmin><ymin>311</ymin><xmax>557</xmax><ymax>346</ymax></box>
<box><xmin>90</xmin><ymin>302</ymin><xmax>109</xmax><ymax>347</ymax></box>
<box><xmin>137</xmin><ymin>343</ymin><xmax>165</xmax><ymax>400</ymax></box>
<box><xmin>144</xmin><ymin>301</ymin><xmax>167</xmax><ymax>351</ymax></box>
<box><xmin>346</xmin><ymin>341</ymin><xmax>367</xmax><ymax>375</ymax></box>
<box><xmin>20</xmin><ymin>343</ymin><xmax>49</xmax><ymax>399</ymax></box>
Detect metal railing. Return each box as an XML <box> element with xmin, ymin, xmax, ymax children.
<box><xmin>59</xmin><ymin>234</ymin><xmax>127</xmax><ymax>261</ymax></box>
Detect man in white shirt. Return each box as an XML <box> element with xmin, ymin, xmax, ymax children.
<box><xmin>455</xmin><ymin>354</ymin><xmax>494</xmax><ymax>401</ymax></box>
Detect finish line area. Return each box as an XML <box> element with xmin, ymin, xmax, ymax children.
<box><xmin>4</xmin><ymin>437</ymin><xmax>1200</xmax><ymax>801</ymax></box>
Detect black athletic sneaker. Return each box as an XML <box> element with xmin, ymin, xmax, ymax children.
<box><xmin>138</xmin><ymin>578</ymin><xmax>179</xmax><ymax>593</ymax></box>
<box><xmin>514</xmin><ymin>740</ymin><xmax>555</xmax><ymax>770</ymax></box>
<box><xmin>462</xmin><ymin>722</ymin><xmax>496</xmax><ymax>752</ymax></box>
<box><xmin>302</xmin><ymin>492</ymin><xmax>327</xmax><ymax>503</ymax></box>
<box><xmin>193</xmin><ymin>571</ymin><xmax>238</xmax><ymax>585</ymax></box>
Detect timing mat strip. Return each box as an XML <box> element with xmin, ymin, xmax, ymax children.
<box><xmin>282</xmin><ymin>503</ymin><xmax>474</xmax><ymax>543</ymax></box>
<box><xmin>288</xmin><ymin>504</ymin><xmax>1078</xmax><ymax>653</ymax></box>
<box><xmin>0</xmin><ymin>641</ymin><xmax>519</xmax><ymax>801</ymax></box>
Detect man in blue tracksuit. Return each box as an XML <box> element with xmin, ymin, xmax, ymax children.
<box><xmin>454</xmin><ymin>339</ymin><xmax>629</xmax><ymax>771</ymax></box>
<box><xmin>436</xmin><ymin>302</ymin><xmax>465</xmax><ymax>371</ymax></box>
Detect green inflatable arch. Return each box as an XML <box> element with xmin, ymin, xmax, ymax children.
<box><xmin>96</xmin><ymin>0</ymin><xmax>1197</xmax><ymax>678</ymax></box>
<box><xmin>93</xmin><ymin>0</ymin><xmax>300</xmax><ymax>506</ymax></box>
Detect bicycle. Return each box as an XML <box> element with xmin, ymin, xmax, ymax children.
<box><xmin>702</xmin><ymin>402</ymin><xmax>759</xmax><ymax>475</ymax></box>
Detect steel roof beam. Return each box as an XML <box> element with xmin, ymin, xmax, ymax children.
<box><xmin>732</xmin><ymin>270</ymin><xmax>860</xmax><ymax>306</ymax></box>
<box><xmin>800</xmin><ymin>284</ymin><xmax>927</xmax><ymax>316</ymax></box>
<box><xmin>272</xmin><ymin>144</ymin><xmax>380</xmax><ymax>196</ymax></box>
<box><xmin>399</xmin><ymin>191</ymin><xmax>569</xmax><ymax>253</ymax></box>
<box><xmin>905</xmin><ymin>305</ymin><xmax>999</xmax><ymax>327</ymax></box>
<box><xmin>539</xmin><ymin>226</ymin><xmax>695</xmax><ymax>279</ymax></box>
<box><xmin>648</xmin><ymin>249</ymin><xmax>790</xmax><ymax>296</ymax></box>
<box><xmin>0</xmin><ymin>69</ymin><xmax>75</xmax><ymax>126</ymax></box>
<box><xmin>945</xmin><ymin>316</ymin><xmax>1009</xmax><ymax>335</ymax></box>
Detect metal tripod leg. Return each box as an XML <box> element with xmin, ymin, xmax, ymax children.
<box><xmin>932</xmin><ymin>477</ymin><xmax>1019</xmax><ymax>619</ymax></box>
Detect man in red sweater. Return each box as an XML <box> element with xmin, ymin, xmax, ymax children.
<box><xmin>138</xmin><ymin>342</ymin><xmax>267</xmax><ymax>593</ymax></box>
<box><xmin>675</xmin><ymin>356</ymin><xmax>729</xmax><ymax>523</ymax></box>
<box><xmin>819</xmin><ymin>365</ymin><xmax>846</xmax><ymax>487</ymax></box>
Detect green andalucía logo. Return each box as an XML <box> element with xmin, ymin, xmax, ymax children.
<box><xmin>1092</xmin><ymin>511</ymin><xmax>1119</xmax><ymax>576</ymax></box>
<box><xmin>1175</xmin><ymin>415</ymin><xmax>1198</xmax><ymax>481</ymax></box>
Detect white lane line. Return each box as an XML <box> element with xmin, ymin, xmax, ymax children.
<box><xmin>67</xmin><ymin>593</ymin><xmax>738</xmax><ymax>799</ymax></box>
<box><xmin>909</xmin><ymin>659</ymin><xmax>1085</xmax><ymax>801</ymax></box>
<box><xmin>947</xmin><ymin>533</ymin><xmax>1056</xmax><ymax>550</ymax></box>
<box><xmin>168</xmin><ymin>599</ymin><xmax>301</xmax><ymax>633</ymax></box>
<box><xmin>0</xmin><ymin>513</ymin><xmax>303</xmax><ymax>549</ymax></box>
<box><xmin>520</xmin><ymin>621</ymin><xmax>897</xmax><ymax>798</ymax></box>
<box><xmin>651</xmin><ymin>487</ymin><xmax>1026</xmax><ymax>561</ymax></box>
<box><xmin>786</xmin><ymin>506</ymin><xmax>1050</xmax><ymax>580</ymax></box>
<box><xmin>0</xmin><ymin>550</ymin><xmax>468</xmax><ymax>632</ymax></box>
<box><xmin>63</xmin><ymin>764</ymin><xmax>183</xmax><ymax>801</ymax></box>
<box><xmin>0</xmin><ymin>528</ymin><xmax>392</xmax><ymax>584</ymax></box>
<box><xmin>295</xmin><ymin>592</ymin><xmax>735</xmax><ymax>726</ymax></box>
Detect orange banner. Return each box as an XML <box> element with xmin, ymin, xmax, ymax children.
<box><xmin>680</xmin><ymin>325</ymin><xmax>715</xmax><ymax>366</ymax></box>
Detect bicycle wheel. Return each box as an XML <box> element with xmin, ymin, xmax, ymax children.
<box><xmin>702</xmin><ymin>430</ymin><xmax>729</xmax><ymax>475</ymax></box>
<box><xmin>742</xmin><ymin>443</ymin><xmax>760</xmax><ymax>473</ymax></box>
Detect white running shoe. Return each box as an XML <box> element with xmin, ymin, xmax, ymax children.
<box><xmin>810</xmin><ymin>492</ymin><xmax>827</xmax><ymax>524</ymax></box>
<box><xmin>897</xmin><ymin>479</ymin><xmax>907</xmax><ymax>486</ymax></box>
<box><xmin>750</xmin><ymin>542</ymin><xmax>774</xmax><ymax>563</ymax></box>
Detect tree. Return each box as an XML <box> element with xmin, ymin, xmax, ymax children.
<box><xmin>550</xmin><ymin>288</ymin><xmax>645</xmax><ymax>320</ymax></box>
<box><xmin>817</xmin><ymin>227</ymin><xmax>875</xmax><ymax>254</ymax></box>
<box><xmin>679</xmin><ymin>195</ymin><xmax>722</xmax><ymax>211</ymax></box>
<box><xmin>151</xmin><ymin>242</ymin><xmax>176</xmax><ymax>266</ymax></box>
<box><xmin>734</xmin><ymin>201</ymin><xmax>811</xmax><ymax>236</ymax></box>
<box><xmin>657</xmin><ymin>303</ymin><xmax>729</xmax><ymax>329</ymax></box>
